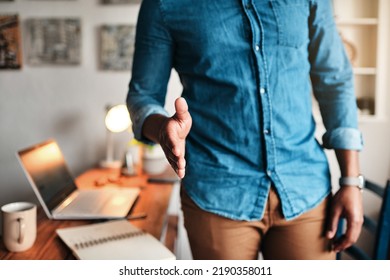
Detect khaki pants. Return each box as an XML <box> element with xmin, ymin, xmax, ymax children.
<box><xmin>181</xmin><ymin>187</ymin><xmax>336</xmax><ymax>260</ymax></box>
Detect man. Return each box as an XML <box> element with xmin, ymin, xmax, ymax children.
<box><xmin>127</xmin><ymin>0</ymin><xmax>364</xmax><ymax>260</ymax></box>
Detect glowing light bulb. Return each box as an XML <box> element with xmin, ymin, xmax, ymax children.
<box><xmin>104</xmin><ymin>104</ymin><xmax>131</xmax><ymax>133</ymax></box>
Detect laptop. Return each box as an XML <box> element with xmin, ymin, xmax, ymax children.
<box><xmin>16</xmin><ymin>139</ymin><xmax>140</xmax><ymax>220</ymax></box>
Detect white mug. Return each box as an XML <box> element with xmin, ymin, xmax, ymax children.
<box><xmin>1</xmin><ymin>202</ymin><xmax>37</xmax><ymax>252</ymax></box>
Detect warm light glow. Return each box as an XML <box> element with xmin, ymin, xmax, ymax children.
<box><xmin>21</xmin><ymin>142</ymin><xmax>64</xmax><ymax>175</ymax></box>
<box><xmin>104</xmin><ymin>104</ymin><xmax>131</xmax><ymax>133</ymax></box>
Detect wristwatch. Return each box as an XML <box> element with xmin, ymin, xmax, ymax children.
<box><xmin>339</xmin><ymin>175</ymin><xmax>365</xmax><ymax>191</ymax></box>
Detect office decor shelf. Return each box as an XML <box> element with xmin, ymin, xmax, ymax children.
<box><xmin>353</xmin><ymin>68</ymin><xmax>377</xmax><ymax>75</ymax></box>
<box><xmin>333</xmin><ymin>0</ymin><xmax>389</xmax><ymax>120</ymax></box>
<box><xmin>335</xmin><ymin>18</ymin><xmax>379</xmax><ymax>26</ymax></box>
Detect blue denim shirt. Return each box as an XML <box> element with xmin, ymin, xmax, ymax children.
<box><xmin>127</xmin><ymin>0</ymin><xmax>363</xmax><ymax>221</ymax></box>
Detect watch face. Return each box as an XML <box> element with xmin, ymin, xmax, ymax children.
<box><xmin>359</xmin><ymin>175</ymin><xmax>365</xmax><ymax>188</ymax></box>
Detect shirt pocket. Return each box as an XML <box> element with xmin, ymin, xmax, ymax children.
<box><xmin>270</xmin><ymin>0</ymin><xmax>310</xmax><ymax>48</ymax></box>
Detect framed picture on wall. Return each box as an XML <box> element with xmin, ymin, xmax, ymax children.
<box><xmin>0</xmin><ymin>14</ymin><xmax>22</xmax><ymax>70</ymax></box>
<box><xmin>99</xmin><ymin>24</ymin><xmax>136</xmax><ymax>71</ymax></box>
<box><xmin>26</xmin><ymin>18</ymin><xmax>81</xmax><ymax>65</ymax></box>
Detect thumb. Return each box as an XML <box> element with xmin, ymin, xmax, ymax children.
<box><xmin>174</xmin><ymin>97</ymin><xmax>191</xmax><ymax>122</ymax></box>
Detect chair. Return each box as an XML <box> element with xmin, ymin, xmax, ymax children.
<box><xmin>337</xmin><ymin>179</ymin><xmax>390</xmax><ymax>260</ymax></box>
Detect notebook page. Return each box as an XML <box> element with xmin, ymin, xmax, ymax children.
<box><xmin>56</xmin><ymin>220</ymin><xmax>175</xmax><ymax>260</ymax></box>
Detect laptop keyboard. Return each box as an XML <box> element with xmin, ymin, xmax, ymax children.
<box><xmin>53</xmin><ymin>187</ymin><xmax>139</xmax><ymax>219</ymax></box>
<box><xmin>62</xmin><ymin>190</ymin><xmax>113</xmax><ymax>214</ymax></box>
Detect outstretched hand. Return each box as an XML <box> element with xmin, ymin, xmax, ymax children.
<box><xmin>159</xmin><ymin>97</ymin><xmax>192</xmax><ymax>178</ymax></box>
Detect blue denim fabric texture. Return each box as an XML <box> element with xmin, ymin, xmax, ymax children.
<box><xmin>127</xmin><ymin>0</ymin><xmax>363</xmax><ymax>221</ymax></box>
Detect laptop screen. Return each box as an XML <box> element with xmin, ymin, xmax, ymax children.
<box><xmin>17</xmin><ymin>140</ymin><xmax>78</xmax><ymax>212</ymax></box>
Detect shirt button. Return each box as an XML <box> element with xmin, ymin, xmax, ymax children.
<box><xmin>245</xmin><ymin>3</ymin><xmax>252</xmax><ymax>9</ymax></box>
<box><xmin>267</xmin><ymin>170</ymin><xmax>272</xmax><ymax>177</ymax></box>
<box><xmin>255</xmin><ymin>44</ymin><xmax>260</xmax><ymax>51</ymax></box>
<box><xmin>260</xmin><ymin>88</ymin><xmax>266</xmax><ymax>94</ymax></box>
<box><xmin>264</xmin><ymin>129</ymin><xmax>269</xmax><ymax>134</ymax></box>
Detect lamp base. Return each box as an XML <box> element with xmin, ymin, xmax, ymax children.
<box><xmin>99</xmin><ymin>160</ymin><xmax>123</xmax><ymax>169</ymax></box>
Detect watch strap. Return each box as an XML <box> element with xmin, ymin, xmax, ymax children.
<box><xmin>339</xmin><ymin>175</ymin><xmax>365</xmax><ymax>189</ymax></box>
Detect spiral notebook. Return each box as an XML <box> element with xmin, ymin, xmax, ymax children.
<box><xmin>56</xmin><ymin>220</ymin><xmax>176</xmax><ymax>260</ymax></box>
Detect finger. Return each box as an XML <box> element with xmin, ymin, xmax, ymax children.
<box><xmin>326</xmin><ymin>204</ymin><xmax>342</xmax><ymax>240</ymax></box>
<box><xmin>164</xmin><ymin>151</ymin><xmax>178</xmax><ymax>166</ymax></box>
<box><xmin>172</xmin><ymin>145</ymin><xmax>181</xmax><ymax>157</ymax></box>
<box><xmin>177</xmin><ymin>168</ymin><xmax>185</xmax><ymax>179</ymax></box>
<box><xmin>163</xmin><ymin>150</ymin><xmax>184</xmax><ymax>170</ymax></box>
<box><xmin>166</xmin><ymin>156</ymin><xmax>186</xmax><ymax>175</ymax></box>
<box><xmin>332</xmin><ymin>235</ymin><xmax>348</xmax><ymax>252</ymax></box>
<box><xmin>161</xmin><ymin>131</ymin><xmax>182</xmax><ymax>157</ymax></box>
<box><xmin>334</xmin><ymin>214</ymin><xmax>362</xmax><ymax>251</ymax></box>
<box><xmin>160</xmin><ymin>141</ymin><xmax>177</xmax><ymax>161</ymax></box>
<box><xmin>161</xmin><ymin>142</ymin><xmax>176</xmax><ymax>159</ymax></box>
<box><xmin>163</xmin><ymin>121</ymin><xmax>186</xmax><ymax>157</ymax></box>
<box><xmin>173</xmin><ymin>137</ymin><xmax>186</xmax><ymax>157</ymax></box>
<box><xmin>161</xmin><ymin>139</ymin><xmax>186</xmax><ymax>172</ymax></box>
<box><xmin>174</xmin><ymin>97</ymin><xmax>190</xmax><ymax>123</ymax></box>
<box><xmin>164</xmin><ymin>141</ymin><xmax>182</xmax><ymax>160</ymax></box>
<box><xmin>177</xmin><ymin>157</ymin><xmax>186</xmax><ymax>170</ymax></box>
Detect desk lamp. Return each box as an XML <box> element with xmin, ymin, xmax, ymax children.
<box><xmin>100</xmin><ymin>104</ymin><xmax>131</xmax><ymax>169</ymax></box>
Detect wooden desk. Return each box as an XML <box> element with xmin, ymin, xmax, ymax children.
<box><xmin>0</xmin><ymin>167</ymin><xmax>176</xmax><ymax>260</ymax></box>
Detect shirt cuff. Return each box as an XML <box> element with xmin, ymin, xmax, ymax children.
<box><xmin>131</xmin><ymin>105</ymin><xmax>169</xmax><ymax>145</ymax></box>
<box><xmin>322</xmin><ymin>127</ymin><xmax>363</xmax><ymax>151</ymax></box>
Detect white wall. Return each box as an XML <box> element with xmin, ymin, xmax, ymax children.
<box><xmin>1</xmin><ymin>0</ymin><xmax>389</xmax><ymax>258</ymax></box>
<box><xmin>0</xmin><ymin>0</ymin><xmax>182</xmax><ymax>230</ymax></box>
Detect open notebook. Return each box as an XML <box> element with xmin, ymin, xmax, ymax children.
<box><xmin>56</xmin><ymin>220</ymin><xmax>176</xmax><ymax>260</ymax></box>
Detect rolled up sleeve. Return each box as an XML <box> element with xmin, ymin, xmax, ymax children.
<box><xmin>322</xmin><ymin>127</ymin><xmax>363</xmax><ymax>150</ymax></box>
<box><xmin>126</xmin><ymin>0</ymin><xmax>174</xmax><ymax>144</ymax></box>
<box><xmin>308</xmin><ymin>0</ymin><xmax>363</xmax><ymax>151</ymax></box>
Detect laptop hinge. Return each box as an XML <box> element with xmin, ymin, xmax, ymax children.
<box><xmin>52</xmin><ymin>190</ymin><xmax>79</xmax><ymax>215</ymax></box>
